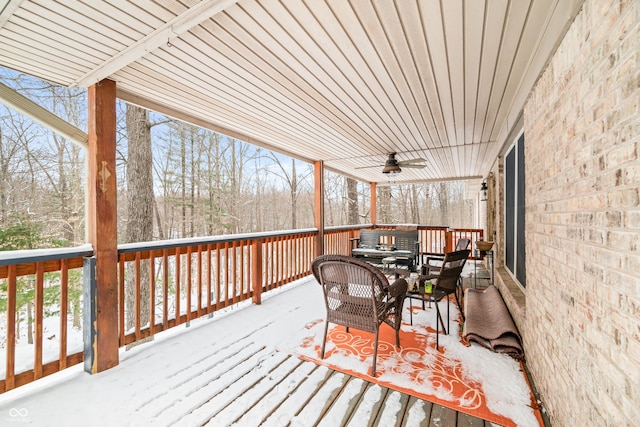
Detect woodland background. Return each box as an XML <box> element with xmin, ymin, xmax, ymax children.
<box><xmin>0</xmin><ymin>67</ymin><xmax>475</xmax><ymax>349</ymax></box>
<box><xmin>0</xmin><ymin>68</ymin><xmax>474</xmax><ymax>252</ymax></box>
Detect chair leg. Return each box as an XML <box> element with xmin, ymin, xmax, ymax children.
<box><xmin>435</xmin><ymin>302</ymin><xmax>447</xmax><ymax>335</ymax></box>
<box><xmin>436</xmin><ymin>304</ymin><xmax>439</xmax><ymax>350</ymax></box>
<box><xmin>447</xmin><ymin>295</ymin><xmax>450</xmax><ymax>334</ymax></box>
<box><xmin>321</xmin><ymin>320</ymin><xmax>329</xmax><ymax>359</ymax></box>
<box><xmin>454</xmin><ymin>290</ymin><xmax>465</xmax><ymax>321</ymax></box>
<box><xmin>372</xmin><ymin>328</ymin><xmax>379</xmax><ymax>377</ymax></box>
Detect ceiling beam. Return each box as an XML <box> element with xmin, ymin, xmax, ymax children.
<box><xmin>0</xmin><ymin>0</ymin><xmax>24</xmax><ymax>29</ymax></box>
<box><xmin>0</xmin><ymin>82</ymin><xmax>88</xmax><ymax>148</ymax></box>
<box><xmin>117</xmin><ymin>88</ymin><xmax>314</xmax><ymax>164</ymax></box>
<box><xmin>73</xmin><ymin>0</ymin><xmax>240</xmax><ymax>87</ymax></box>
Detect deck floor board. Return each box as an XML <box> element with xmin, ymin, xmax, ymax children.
<box><xmin>0</xmin><ymin>272</ymin><xmax>500</xmax><ymax>426</ymax></box>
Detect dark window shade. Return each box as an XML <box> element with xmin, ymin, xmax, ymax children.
<box><xmin>505</xmin><ymin>149</ymin><xmax>515</xmax><ymax>273</ymax></box>
<box><xmin>516</xmin><ymin>135</ymin><xmax>526</xmax><ymax>286</ymax></box>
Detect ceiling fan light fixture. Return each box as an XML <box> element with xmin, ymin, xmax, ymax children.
<box><xmin>382</xmin><ymin>157</ymin><xmax>401</xmax><ymax>174</ymax></box>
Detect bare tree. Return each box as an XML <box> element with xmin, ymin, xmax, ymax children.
<box><xmin>346</xmin><ymin>177</ymin><xmax>359</xmax><ymax>225</ymax></box>
<box><xmin>124</xmin><ymin>104</ymin><xmax>154</xmax><ymax>340</ymax></box>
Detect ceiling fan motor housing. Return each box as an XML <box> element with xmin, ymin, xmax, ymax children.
<box><xmin>382</xmin><ymin>153</ymin><xmax>401</xmax><ymax>174</ymax></box>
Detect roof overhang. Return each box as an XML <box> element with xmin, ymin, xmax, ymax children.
<box><xmin>0</xmin><ymin>0</ymin><xmax>584</xmax><ymax>184</ymax></box>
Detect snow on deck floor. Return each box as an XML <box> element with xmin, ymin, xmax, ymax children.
<box><xmin>0</xmin><ymin>273</ymin><xmax>493</xmax><ymax>427</ymax></box>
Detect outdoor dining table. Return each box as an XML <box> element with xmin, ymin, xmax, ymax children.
<box><xmin>400</xmin><ymin>273</ymin><xmax>438</xmax><ymax>325</ymax></box>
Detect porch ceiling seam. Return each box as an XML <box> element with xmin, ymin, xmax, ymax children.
<box><xmin>73</xmin><ymin>0</ymin><xmax>240</xmax><ymax>88</ymax></box>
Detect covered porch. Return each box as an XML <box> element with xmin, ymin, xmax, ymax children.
<box><xmin>1</xmin><ymin>0</ymin><xmax>638</xmax><ymax>425</ymax></box>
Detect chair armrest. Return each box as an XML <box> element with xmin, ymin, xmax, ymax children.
<box><xmin>387</xmin><ymin>278</ymin><xmax>408</xmax><ymax>298</ymax></box>
<box><xmin>421</xmin><ymin>264</ymin><xmax>441</xmax><ymax>275</ymax></box>
<box><xmin>426</xmin><ymin>255</ymin><xmax>445</xmax><ymax>263</ymax></box>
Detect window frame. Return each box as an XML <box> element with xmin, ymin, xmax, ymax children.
<box><xmin>504</xmin><ymin>132</ymin><xmax>526</xmax><ymax>287</ymax></box>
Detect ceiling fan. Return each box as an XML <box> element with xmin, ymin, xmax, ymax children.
<box><xmin>355</xmin><ymin>152</ymin><xmax>427</xmax><ymax>174</ymax></box>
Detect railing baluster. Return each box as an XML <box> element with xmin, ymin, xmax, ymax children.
<box><xmin>119</xmin><ymin>254</ymin><xmax>125</xmax><ymax>345</ymax></box>
<box><xmin>197</xmin><ymin>246</ymin><xmax>203</xmax><ymax>318</ymax></box>
<box><xmin>162</xmin><ymin>249</ymin><xmax>169</xmax><ymax>330</ymax></box>
<box><xmin>59</xmin><ymin>259</ymin><xmax>68</xmax><ymax>370</ymax></box>
<box><xmin>231</xmin><ymin>241</ymin><xmax>238</xmax><ymax>304</ymax></box>
<box><xmin>186</xmin><ymin>246</ymin><xmax>192</xmax><ymax>323</ymax></box>
<box><xmin>135</xmin><ymin>252</ymin><xmax>141</xmax><ymax>340</ymax></box>
<box><xmin>206</xmin><ymin>244</ymin><xmax>212</xmax><ymax>314</ymax></box>
<box><xmin>6</xmin><ymin>265</ymin><xmax>17</xmax><ymax>391</ymax></box>
<box><xmin>174</xmin><ymin>247</ymin><xmax>181</xmax><ymax>325</ymax></box>
<box><xmin>149</xmin><ymin>250</ymin><xmax>155</xmax><ymax>336</ymax></box>
<box><xmin>35</xmin><ymin>262</ymin><xmax>44</xmax><ymax>380</ymax></box>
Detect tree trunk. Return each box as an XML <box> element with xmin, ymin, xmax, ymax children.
<box><xmin>125</xmin><ymin>104</ymin><xmax>154</xmax><ymax>345</ymax></box>
<box><xmin>346</xmin><ymin>177</ymin><xmax>359</xmax><ymax>225</ymax></box>
<box><xmin>291</xmin><ymin>160</ymin><xmax>297</xmax><ymax>228</ymax></box>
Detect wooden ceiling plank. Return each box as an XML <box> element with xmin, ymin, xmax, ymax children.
<box><xmin>225</xmin><ymin>1</ymin><xmax>393</xmax><ymax>152</ymax></box>
<box><xmin>0</xmin><ymin>34</ymin><xmax>92</xmax><ymax>81</ymax></box>
<box><xmin>319</xmin><ymin>0</ymin><xmax>417</xmax><ymax>150</ymax></box>
<box><xmin>196</xmin><ymin>18</ymin><xmax>375</xmax><ymax>153</ymax></box>
<box><xmin>463</xmin><ymin>0</ymin><xmax>485</xmax><ymax>145</ymax></box>
<box><xmin>369</xmin><ymin>0</ymin><xmax>435</xmax><ymax>149</ymax></box>
<box><xmin>278</xmin><ymin>0</ymin><xmax>403</xmax><ymax>152</ymax></box>
<box><xmin>25</xmin><ymin>1</ymin><xmax>135</xmax><ymax>48</ymax></box>
<box><xmin>490</xmin><ymin>0</ymin><xmax>581</xmax><ymax>143</ymax></box>
<box><xmin>1</xmin><ymin>26</ymin><xmax>105</xmax><ymax>71</ymax></box>
<box><xmin>3</xmin><ymin>17</ymin><xmax>117</xmax><ymax>61</ymax></box>
<box><xmin>473</xmin><ymin>0</ymin><xmax>509</xmax><ymax>145</ymax></box>
<box><xmin>73</xmin><ymin>0</ymin><xmax>241</xmax><ymax>87</ymax></box>
<box><xmin>296</xmin><ymin>0</ymin><xmax>413</xmax><ymax>157</ymax></box>
<box><xmin>157</xmin><ymin>39</ymin><xmax>338</xmax><ymax>148</ymax></box>
<box><xmin>480</xmin><ymin>0</ymin><xmax>531</xmax><ymax>143</ymax></box>
<box><xmin>441</xmin><ymin>0</ymin><xmax>465</xmax><ymax>147</ymax></box>
<box><xmin>394</xmin><ymin>0</ymin><xmax>444</xmax><ymax>148</ymax></box>
<box><xmin>345</xmin><ymin>0</ymin><xmax>425</xmax><ymax>151</ymax></box>
<box><xmin>419</xmin><ymin>0</ymin><xmax>456</xmax><ymax>148</ymax></box>
<box><xmin>138</xmin><ymin>48</ymin><xmax>343</xmax><ymax>153</ymax></box>
<box><xmin>174</xmin><ymin>23</ymin><xmax>372</xmax><ymax>156</ymax></box>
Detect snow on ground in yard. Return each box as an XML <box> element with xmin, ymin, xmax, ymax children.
<box><xmin>0</xmin><ymin>271</ymin><xmax>537</xmax><ymax>427</ymax></box>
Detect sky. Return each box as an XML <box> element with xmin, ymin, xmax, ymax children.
<box><xmin>0</xmin><ymin>272</ymin><xmax>538</xmax><ymax>426</ymax></box>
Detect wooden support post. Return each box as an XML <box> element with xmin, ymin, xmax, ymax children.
<box><xmin>445</xmin><ymin>229</ymin><xmax>454</xmax><ymax>253</ymax></box>
<box><xmin>370</xmin><ymin>182</ymin><xmax>377</xmax><ymax>225</ymax></box>
<box><xmin>314</xmin><ymin>161</ymin><xmax>325</xmax><ymax>258</ymax></box>
<box><xmin>252</xmin><ymin>239</ymin><xmax>263</xmax><ymax>304</ymax></box>
<box><xmin>86</xmin><ymin>79</ymin><xmax>119</xmax><ymax>373</ymax></box>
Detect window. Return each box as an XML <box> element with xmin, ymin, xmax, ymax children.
<box><xmin>505</xmin><ymin>133</ymin><xmax>526</xmax><ymax>287</ymax></box>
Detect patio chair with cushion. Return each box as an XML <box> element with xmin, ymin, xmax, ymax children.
<box><xmin>311</xmin><ymin>254</ymin><xmax>408</xmax><ymax>377</ymax></box>
<box><xmin>422</xmin><ymin>249</ymin><xmax>470</xmax><ymax>349</ymax></box>
<box><xmin>424</xmin><ymin>237</ymin><xmax>471</xmax><ymax>272</ymax></box>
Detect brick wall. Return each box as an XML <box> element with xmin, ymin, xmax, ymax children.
<box><xmin>521</xmin><ymin>0</ymin><xmax>639</xmax><ymax>425</ymax></box>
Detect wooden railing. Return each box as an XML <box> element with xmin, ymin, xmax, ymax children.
<box><xmin>116</xmin><ymin>229</ymin><xmax>318</xmax><ymax>347</ymax></box>
<box><xmin>0</xmin><ymin>245</ymin><xmax>93</xmax><ymax>393</ymax></box>
<box><xmin>0</xmin><ymin>224</ymin><xmax>482</xmax><ymax>394</ymax></box>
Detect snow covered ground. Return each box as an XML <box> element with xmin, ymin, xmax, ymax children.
<box><xmin>0</xmin><ymin>267</ymin><xmax>534</xmax><ymax>426</ymax></box>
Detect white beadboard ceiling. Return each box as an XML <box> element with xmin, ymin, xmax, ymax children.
<box><xmin>0</xmin><ymin>0</ymin><xmax>583</xmax><ymax>185</ymax></box>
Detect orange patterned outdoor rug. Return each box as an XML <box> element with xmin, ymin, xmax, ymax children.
<box><xmin>294</xmin><ymin>300</ymin><xmax>543</xmax><ymax>427</ymax></box>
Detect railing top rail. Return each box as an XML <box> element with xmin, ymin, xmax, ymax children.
<box><xmin>118</xmin><ymin>228</ymin><xmax>318</xmax><ymax>254</ymax></box>
<box><xmin>0</xmin><ymin>244</ymin><xmax>94</xmax><ymax>266</ymax></box>
<box><xmin>324</xmin><ymin>224</ymin><xmax>372</xmax><ymax>232</ymax></box>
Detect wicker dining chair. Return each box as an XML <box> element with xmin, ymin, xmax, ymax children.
<box><xmin>311</xmin><ymin>254</ymin><xmax>408</xmax><ymax>377</ymax></box>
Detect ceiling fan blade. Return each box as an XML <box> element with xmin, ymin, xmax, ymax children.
<box><xmin>398</xmin><ymin>158</ymin><xmax>427</xmax><ymax>165</ymax></box>
<box><xmin>354</xmin><ymin>164</ymin><xmax>384</xmax><ymax>170</ymax></box>
<box><xmin>398</xmin><ymin>163</ymin><xmax>426</xmax><ymax>169</ymax></box>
